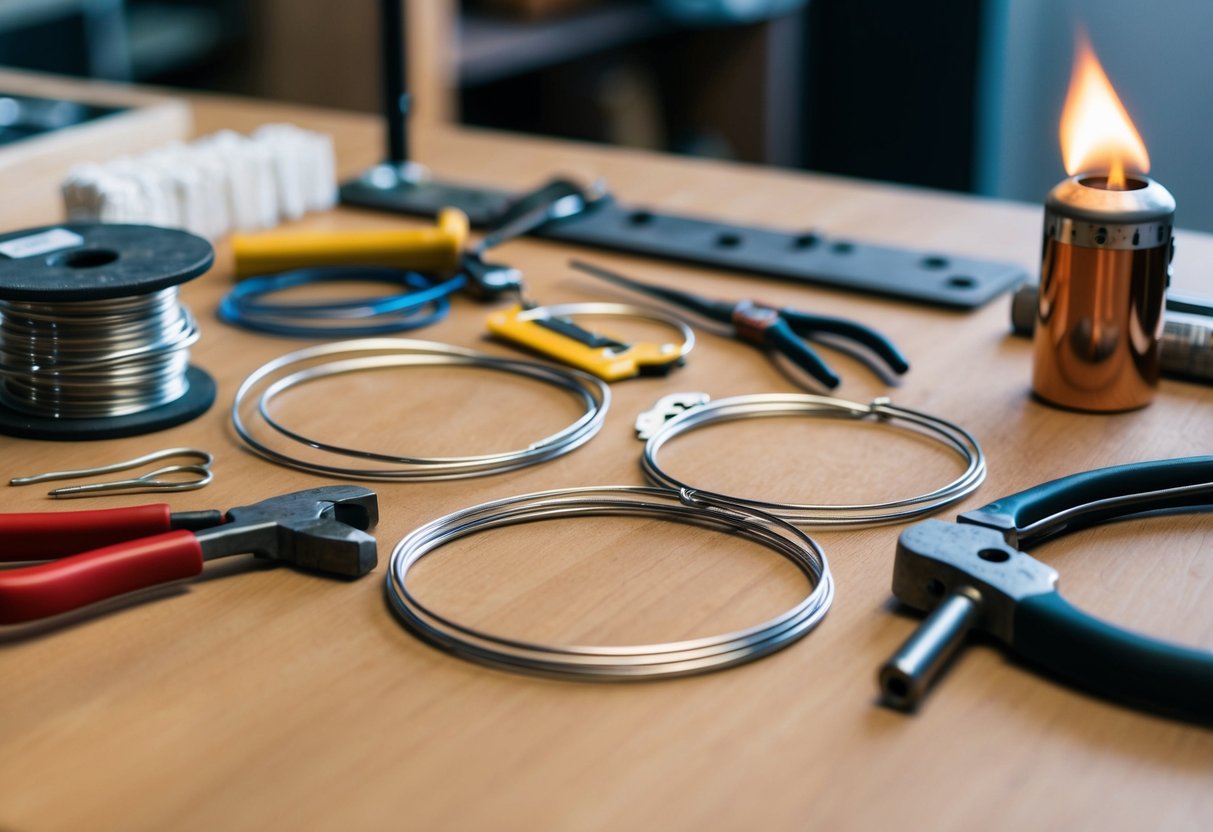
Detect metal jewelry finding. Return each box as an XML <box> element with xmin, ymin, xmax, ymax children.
<box><xmin>639</xmin><ymin>394</ymin><xmax>986</xmax><ymax>526</ymax></box>
<box><xmin>10</xmin><ymin>447</ymin><xmax>213</xmax><ymax>497</ymax></box>
<box><xmin>385</xmin><ymin>486</ymin><xmax>833</xmax><ymax>679</ymax></box>
<box><xmin>232</xmin><ymin>338</ymin><xmax>610</xmax><ymax>480</ymax></box>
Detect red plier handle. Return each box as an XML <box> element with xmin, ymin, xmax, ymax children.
<box><xmin>0</xmin><ymin>504</ymin><xmax>219</xmax><ymax>625</ymax></box>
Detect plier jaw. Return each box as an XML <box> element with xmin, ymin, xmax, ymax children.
<box><xmin>731</xmin><ymin>300</ymin><xmax>843</xmax><ymax>388</ymax></box>
<box><xmin>880</xmin><ymin>456</ymin><xmax>1213</xmax><ymax>724</ymax></box>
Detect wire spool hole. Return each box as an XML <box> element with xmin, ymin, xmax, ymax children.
<box><xmin>49</xmin><ymin>248</ymin><xmax>119</xmax><ymax>269</ymax></box>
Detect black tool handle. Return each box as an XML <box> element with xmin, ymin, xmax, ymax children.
<box><xmin>764</xmin><ymin>319</ymin><xmax>841</xmax><ymax>389</ymax></box>
<box><xmin>960</xmin><ymin>456</ymin><xmax>1213</xmax><ymax>546</ymax></box>
<box><xmin>1014</xmin><ymin>591</ymin><xmax>1213</xmax><ymax>723</ymax></box>
<box><xmin>778</xmin><ymin>310</ymin><xmax>910</xmax><ymax>375</ymax></box>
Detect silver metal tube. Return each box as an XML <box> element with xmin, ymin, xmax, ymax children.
<box><xmin>879</xmin><ymin>588</ymin><xmax>982</xmax><ymax>710</ymax></box>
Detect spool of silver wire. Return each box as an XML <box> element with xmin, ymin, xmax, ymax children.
<box><xmin>386</xmin><ymin>486</ymin><xmax>833</xmax><ymax>679</ymax></box>
<box><xmin>640</xmin><ymin>394</ymin><xmax>986</xmax><ymax>526</ymax></box>
<box><xmin>232</xmin><ymin>338</ymin><xmax>610</xmax><ymax>480</ymax></box>
<box><xmin>0</xmin><ymin>289</ymin><xmax>198</xmax><ymax>418</ymax></box>
<box><xmin>0</xmin><ymin>223</ymin><xmax>216</xmax><ymax>440</ymax></box>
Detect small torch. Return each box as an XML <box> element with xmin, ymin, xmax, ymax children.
<box><xmin>1033</xmin><ymin>35</ymin><xmax>1174</xmax><ymax>411</ymax></box>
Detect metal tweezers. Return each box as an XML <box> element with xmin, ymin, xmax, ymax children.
<box><xmin>9</xmin><ymin>448</ymin><xmax>213</xmax><ymax>498</ymax></box>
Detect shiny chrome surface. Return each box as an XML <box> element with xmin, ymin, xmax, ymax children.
<box><xmin>1032</xmin><ymin>175</ymin><xmax>1173</xmax><ymax>412</ymax></box>
<box><xmin>0</xmin><ymin>288</ymin><xmax>197</xmax><ymax>418</ymax></box>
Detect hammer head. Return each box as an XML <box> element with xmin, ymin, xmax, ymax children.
<box><xmin>222</xmin><ymin>485</ymin><xmax>379</xmax><ymax>578</ymax></box>
<box><xmin>226</xmin><ymin>484</ymin><xmax>378</xmax><ymax>530</ymax></box>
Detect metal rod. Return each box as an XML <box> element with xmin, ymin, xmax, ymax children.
<box><xmin>381</xmin><ymin>0</ymin><xmax>410</xmax><ymax>165</ymax></box>
<box><xmin>879</xmin><ymin>588</ymin><xmax>982</xmax><ymax>710</ymax></box>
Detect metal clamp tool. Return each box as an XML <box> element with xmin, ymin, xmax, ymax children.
<box><xmin>0</xmin><ymin>485</ymin><xmax>377</xmax><ymax>624</ymax></box>
<box><xmin>879</xmin><ymin>457</ymin><xmax>1213</xmax><ymax>723</ymax></box>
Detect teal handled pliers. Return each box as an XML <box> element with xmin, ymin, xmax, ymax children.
<box><xmin>880</xmin><ymin>457</ymin><xmax>1213</xmax><ymax>724</ymax></box>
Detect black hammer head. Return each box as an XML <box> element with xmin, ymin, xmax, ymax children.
<box><xmin>225</xmin><ymin>484</ymin><xmax>378</xmax><ymax>531</ymax></box>
<box><xmin>202</xmin><ymin>485</ymin><xmax>379</xmax><ymax>578</ymax></box>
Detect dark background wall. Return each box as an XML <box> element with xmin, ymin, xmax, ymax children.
<box><xmin>1</xmin><ymin>0</ymin><xmax>1210</xmax><ymax>228</ymax></box>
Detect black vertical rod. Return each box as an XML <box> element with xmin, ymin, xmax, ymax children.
<box><xmin>381</xmin><ymin>0</ymin><xmax>410</xmax><ymax>164</ymax></box>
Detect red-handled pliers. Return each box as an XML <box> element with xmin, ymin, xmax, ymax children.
<box><xmin>0</xmin><ymin>485</ymin><xmax>378</xmax><ymax>625</ymax></box>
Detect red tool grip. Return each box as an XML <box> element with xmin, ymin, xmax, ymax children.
<box><xmin>0</xmin><ymin>530</ymin><xmax>203</xmax><ymax>624</ymax></box>
<box><xmin>0</xmin><ymin>504</ymin><xmax>173</xmax><ymax>561</ymax></box>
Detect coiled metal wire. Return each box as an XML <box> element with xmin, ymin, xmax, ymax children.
<box><xmin>232</xmin><ymin>339</ymin><xmax>610</xmax><ymax>480</ymax></box>
<box><xmin>641</xmin><ymin>394</ymin><xmax>986</xmax><ymax>526</ymax></box>
<box><xmin>386</xmin><ymin>486</ymin><xmax>833</xmax><ymax>679</ymax></box>
<box><xmin>0</xmin><ymin>288</ymin><xmax>198</xmax><ymax>418</ymax></box>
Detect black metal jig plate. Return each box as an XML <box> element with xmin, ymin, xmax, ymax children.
<box><xmin>340</xmin><ymin>178</ymin><xmax>1027</xmax><ymax>309</ymax></box>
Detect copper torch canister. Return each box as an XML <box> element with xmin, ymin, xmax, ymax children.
<box><xmin>1032</xmin><ymin>175</ymin><xmax>1175</xmax><ymax>411</ymax></box>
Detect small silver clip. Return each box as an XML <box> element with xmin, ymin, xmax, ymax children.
<box><xmin>10</xmin><ymin>448</ymin><xmax>214</xmax><ymax>498</ymax></box>
<box><xmin>634</xmin><ymin>392</ymin><xmax>710</xmax><ymax>439</ymax></box>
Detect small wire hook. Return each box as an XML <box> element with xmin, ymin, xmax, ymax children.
<box><xmin>10</xmin><ymin>448</ymin><xmax>214</xmax><ymax>498</ymax></box>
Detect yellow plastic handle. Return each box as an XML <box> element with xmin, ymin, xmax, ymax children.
<box><xmin>486</xmin><ymin>305</ymin><xmax>684</xmax><ymax>382</ymax></box>
<box><xmin>231</xmin><ymin>208</ymin><xmax>469</xmax><ymax>279</ymax></box>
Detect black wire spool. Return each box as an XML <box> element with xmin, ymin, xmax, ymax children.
<box><xmin>0</xmin><ymin>224</ymin><xmax>216</xmax><ymax>440</ymax></box>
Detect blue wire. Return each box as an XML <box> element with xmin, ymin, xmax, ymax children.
<box><xmin>218</xmin><ymin>267</ymin><xmax>466</xmax><ymax>338</ymax></box>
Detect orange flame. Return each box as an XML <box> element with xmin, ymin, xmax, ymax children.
<box><xmin>1059</xmin><ymin>32</ymin><xmax>1150</xmax><ymax>189</ymax></box>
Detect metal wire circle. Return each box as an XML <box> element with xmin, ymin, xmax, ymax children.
<box><xmin>0</xmin><ymin>288</ymin><xmax>198</xmax><ymax>418</ymax></box>
<box><xmin>386</xmin><ymin>485</ymin><xmax>834</xmax><ymax>679</ymax></box>
<box><xmin>641</xmin><ymin>394</ymin><xmax>986</xmax><ymax>526</ymax></box>
<box><xmin>231</xmin><ymin>338</ymin><xmax>610</xmax><ymax>480</ymax></box>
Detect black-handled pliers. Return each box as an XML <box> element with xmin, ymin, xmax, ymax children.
<box><xmin>880</xmin><ymin>456</ymin><xmax>1213</xmax><ymax>724</ymax></box>
<box><xmin>569</xmin><ymin>259</ymin><xmax>908</xmax><ymax>388</ymax></box>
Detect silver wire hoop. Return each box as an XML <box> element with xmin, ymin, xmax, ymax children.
<box><xmin>641</xmin><ymin>394</ymin><xmax>986</xmax><ymax>526</ymax></box>
<box><xmin>231</xmin><ymin>338</ymin><xmax>610</xmax><ymax>480</ymax></box>
<box><xmin>386</xmin><ymin>485</ymin><xmax>834</xmax><ymax>679</ymax></box>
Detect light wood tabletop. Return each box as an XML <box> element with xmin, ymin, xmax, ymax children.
<box><xmin>1</xmin><ymin>90</ymin><xmax>1212</xmax><ymax>832</ymax></box>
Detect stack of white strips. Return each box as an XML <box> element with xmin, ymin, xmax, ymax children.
<box><xmin>61</xmin><ymin>124</ymin><xmax>337</xmax><ymax>239</ymax></box>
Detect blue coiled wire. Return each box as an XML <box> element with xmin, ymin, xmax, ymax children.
<box><xmin>218</xmin><ymin>267</ymin><xmax>466</xmax><ymax>338</ymax></box>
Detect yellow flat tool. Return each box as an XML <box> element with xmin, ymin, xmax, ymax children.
<box><xmin>486</xmin><ymin>302</ymin><xmax>694</xmax><ymax>382</ymax></box>
<box><xmin>231</xmin><ymin>207</ymin><xmax>469</xmax><ymax>279</ymax></box>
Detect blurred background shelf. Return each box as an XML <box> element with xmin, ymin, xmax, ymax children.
<box><xmin>3</xmin><ymin>0</ymin><xmax>1213</xmax><ymax>231</ymax></box>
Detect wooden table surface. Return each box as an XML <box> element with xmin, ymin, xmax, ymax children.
<box><xmin>2</xmin><ymin>92</ymin><xmax>1211</xmax><ymax>832</ymax></box>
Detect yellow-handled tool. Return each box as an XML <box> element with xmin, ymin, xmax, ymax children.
<box><xmin>486</xmin><ymin>302</ymin><xmax>694</xmax><ymax>382</ymax></box>
<box><xmin>231</xmin><ymin>208</ymin><xmax>469</xmax><ymax>279</ymax></box>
